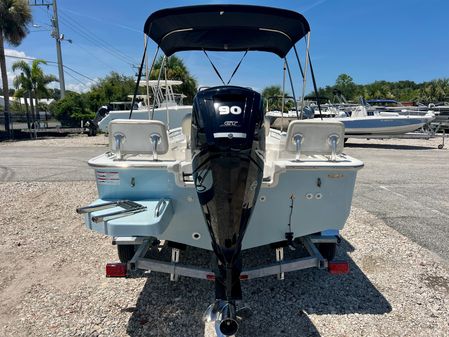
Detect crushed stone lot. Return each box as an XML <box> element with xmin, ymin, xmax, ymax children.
<box><xmin>0</xmin><ymin>134</ymin><xmax>109</xmax><ymax>148</ymax></box>
<box><xmin>0</xmin><ymin>179</ymin><xmax>448</xmax><ymax>337</ymax></box>
<box><xmin>0</xmin><ymin>182</ymin><xmax>449</xmax><ymax>336</ymax></box>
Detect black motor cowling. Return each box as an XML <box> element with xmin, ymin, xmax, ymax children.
<box><xmin>191</xmin><ymin>86</ymin><xmax>265</xmax><ymax>300</ymax></box>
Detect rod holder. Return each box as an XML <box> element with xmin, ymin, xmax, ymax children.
<box><xmin>293</xmin><ymin>133</ymin><xmax>304</xmax><ymax>161</ymax></box>
<box><xmin>114</xmin><ymin>133</ymin><xmax>125</xmax><ymax>160</ymax></box>
<box><xmin>150</xmin><ymin>133</ymin><xmax>161</xmax><ymax>161</ymax></box>
<box><xmin>328</xmin><ymin>134</ymin><xmax>340</xmax><ymax>161</ymax></box>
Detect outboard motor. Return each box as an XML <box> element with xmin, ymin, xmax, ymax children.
<box><xmin>303</xmin><ymin>105</ymin><xmax>315</xmax><ymax>119</ymax></box>
<box><xmin>94</xmin><ymin>105</ymin><xmax>110</xmax><ymax>124</ymax></box>
<box><xmin>191</xmin><ymin>86</ymin><xmax>265</xmax><ymax>334</ymax></box>
<box><xmin>85</xmin><ymin>105</ymin><xmax>111</xmax><ymax>136</ymax></box>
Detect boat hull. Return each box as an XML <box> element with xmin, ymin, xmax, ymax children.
<box><xmin>84</xmin><ymin>160</ymin><xmax>361</xmax><ymax>251</ymax></box>
<box><xmin>338</xmin><ymin>116</ymin><xmax>432</xmax><ymax>135</ymax></box>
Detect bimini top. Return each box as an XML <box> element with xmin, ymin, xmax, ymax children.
<box><xmin>144</xmin><ymin>4</ymin><xmax>310</xmax><ymax>58</ymax></box>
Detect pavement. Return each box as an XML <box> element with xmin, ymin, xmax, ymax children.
<box><xmin>344</xmin><ymin>138</ymin><xmax>449</xmax><ymax>260</ymax></box>
<box><xmin>0</xmin><ymin>145</ymin><xmax>100</xmax><ymax>182</ymax></box>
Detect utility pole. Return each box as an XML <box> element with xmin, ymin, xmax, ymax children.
<box><xmin>29</xmin><ymin>0</ymin><xmax>66</xmax><ymax>98</ymax></box>
<box><xmin>51</xmin><ymin>0</ymin><xmax>65</xmax><ymax>98</ymax></box>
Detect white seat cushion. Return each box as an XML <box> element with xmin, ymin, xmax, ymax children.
<box><xmin>285</xmin><ymin>120</ymin><xmax>344</xmax><ymax>155</ymax></box>
<box><xmin>109</xmin><ymin>119</ymin><xmax>169</xmax><ymax>155</ymax></box>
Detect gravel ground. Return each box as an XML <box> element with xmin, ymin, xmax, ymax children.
<box><xmin>0</xmin><ymin>180</ymin><xmax>448</xmax><ymax>337</ymax></box>
<box><xmin>345</xmin><ymin>134</ymin><xmax>447</xmax><ymax>149</ymax></box>
<box><xmin>1</xmin><ymin>132</ymin><xmax>446</xmax><ymax>149</ymax></box>
<box><xmin>0</xmin><ymin>134</ymin><xmax>108</xmax><ymax>148</ymax></box>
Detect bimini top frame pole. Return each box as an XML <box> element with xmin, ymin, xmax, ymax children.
<box><xmin>145</xmin><ymin>34</ymin><xmax>151</xmax><ymax>114</ymax></box>
<box><xmin>151</xmin><ymin>54</ymin><xmax>166</xmax><ymax>120</ymax></box>
<box><xmin>136</xmin><ymin>5</ymin><xmax>320</xmax><ymax>123</ymax></box>
<box><xmin>129</xmin><ymin>41</ymin><xmax>160</xmax><ymax>120</ymax></box>
<box><xmin>299</xmin><ymin>32</ymin><xmax>311</xmax><ymax>119</ymax></box>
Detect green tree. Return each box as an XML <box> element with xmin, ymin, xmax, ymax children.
<box><xmin>262</xmin><ymin>85</ymin><xmax>295</xmax><ymax>112</ymax></box>
<box><xmin>12</xmin><ymin>59</ymin><xmax>57</xmax><ymax>123</ymax></box>
<box><xmin>335</xmin><ymin>74</ymin><xmax>358</xmax><ymax>100</ymax></box>
<box><xmin>85</xmin><ymin>72</ymin><xmax>136</xmax><ymax>112</ymax></box>
<box><xmin>419</xmin><ymin>78</ymin><xmax>449</xmax><ymax>103</ymax></box>
<box><xmin>49</xmin><ymin>92</ymin><xmax>94</xmax><ymax>127</ymax></box>
<box><xmin>312</xmin><ymin>75</ymin><xmax>449</xmax><ymax>104</ymax></box>
<box><xmin>13</xmin><ymin>87</ymin><xmax>31</xmax><ymax>130</ymax></box>
<box><xmin>0</xmin><ymin>0</ymin><xmax>32</xmax><ymax>136</ymax></box>
<box><xmin>151</xmin><ymin>56</ymin><xmax>197</xmax><ymax>104</ymax></box>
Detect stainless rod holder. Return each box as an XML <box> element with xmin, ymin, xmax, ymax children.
<box><xmin>114</xmin><ymin>133</ymin><xmax>125</xmax><ymax>160</ymax></box>
<box><xmin>150</xmin><ymin>133</ymin><xmax>161</xmax><ymax>161</ymax></box>
<box><xmin>293</xmin><ymin>134</ymin><xmax>304</xmax><ymax>161</ymax></box>
<box><xmin>328</xmin><ymin>134</ymin><xmax>339</xmax><ymax>161</ymax></box>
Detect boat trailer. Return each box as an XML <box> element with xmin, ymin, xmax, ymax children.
<box><xmin>104</xmin><ymin>235</ymin><xmax>349</xmax><ymax>280</ymax></box>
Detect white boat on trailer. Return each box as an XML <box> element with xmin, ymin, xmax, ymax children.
<box><xmin>76</xmin><ymin>5</ymin><xmax>364</xmax><ymax>336</ymax></box>
<box><xmin>268</xmin><ymin>101</ymin><xmax>435</xmax><ymax>135</ymax></box>
<box><xmin>338</xmin><ymin>106</ymin><xmax>435</xmax><ymax>135</ymax></box>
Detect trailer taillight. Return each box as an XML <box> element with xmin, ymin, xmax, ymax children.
<box><xmin>106</xmin><ymin>263</ymin><xmax>127</xmax><ymax>277</ymax></box>
<box><xmin>328</xmin><ymin>261</ymin><xmax>349</xmax><ymax>274</ymax></box>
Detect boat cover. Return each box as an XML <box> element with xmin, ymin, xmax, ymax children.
<box><xmin>144</xmin><ymin>4</ymin><xmax>310</xmax><ymax>58</ymax></box>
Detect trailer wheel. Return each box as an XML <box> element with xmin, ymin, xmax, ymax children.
<box><xmin>317</xmin><ymin>242</ymin><xmax>337</xmax><ymax>261</ymax></box>
<box><xmin>117</xmin><ymin>245</ymin><xmax>136</xmax><ymax>263</ymax></box>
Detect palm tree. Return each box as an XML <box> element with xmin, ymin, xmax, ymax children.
<box><xmin>262</xmin><ymin>85</ymin><xmax>294</xmax><ymax>112</ymax></box>
<box><xmin>13</xmin><ymin>84</ymin><xmax>31</xmax><ymax>129</ymax></box>
<box><xmin>0</xmin><ymin>0</ymin><xmax>32</xmax><ymax>137</ymax></box>
<box><xmin>151</xmin><ymin>56</ymin><xmax>197</xmax><ymax>104</ymax></box>
<box><xmin>12</xmin><ymin>59</ymin><xmax>57</xmax><ymax>126</ymax></box>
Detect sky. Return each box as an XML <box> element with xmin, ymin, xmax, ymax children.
<box><xmin>3</xmin><ymin>0</ymin><xmax>449</xmax><ymax>95</ymax></box>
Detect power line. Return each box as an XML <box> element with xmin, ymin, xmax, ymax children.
<box><xmin>64</xmin><ymin>64</ymin><xmax>97</xmax><ymax>83</ymax></box>
<box><xmin>35</xmin><ymin>7</ymin><xmax>116</xmax><ymax>71</ymax></box>
<box><xmin>65</xmin><ymin>71</ymin><xmax>89</xmax><ymax>88</ymax></box>
<box><xmin>36</xmin><ymin>5</ymin><xmax>138</xmax><ymax>70</ymax></box>
<box><xmin>58</xmin><ymin>11</ymin><xmax>137</xmax><ymax>66</ymax></box>
<box><xmin>69</xmin><ymin>41</ymin><xmax>117</xmax><ymax>71</ymax></box>
<box><xmin>37</xmin><ymin>5</ymin><xmax>136</xmax><ymax>68</ymax></box>
<box><xmin>58</xmin><ymin>15</ymin><xmax>134</xmax><ymax>67</ymax></box>
<box><xmin>48</xmin><ymin>63</ymin><xmax>87</xmax><ymax>87</ymax></box>
<box><xmin>60</xmin><ymin>8</ymin><xmax>141</xmax><ymax>34</ymax></box>
<box><xmin>5</xmin><ymin>54</ymin><xmax>98</xmax><ymax>83</ymax></box>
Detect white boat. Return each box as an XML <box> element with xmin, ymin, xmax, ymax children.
<box><xmin>76</xmin><ymin>5</ymin><xmax>363</xmax><ymax>336</ymax></box>
<box><xmin>267</xmin><ymin>104</ymin><xmax>435</xmax><ymax>136</ymax></box>
<box><xmin>95</xmin><ymin>80</ymin><xmax>191</xmax><ymax>132</ymax></box>
<box><xmin>336</xmin><ymin>105</ymin><xmax>435</xmax><ymax>135</ymax></box>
